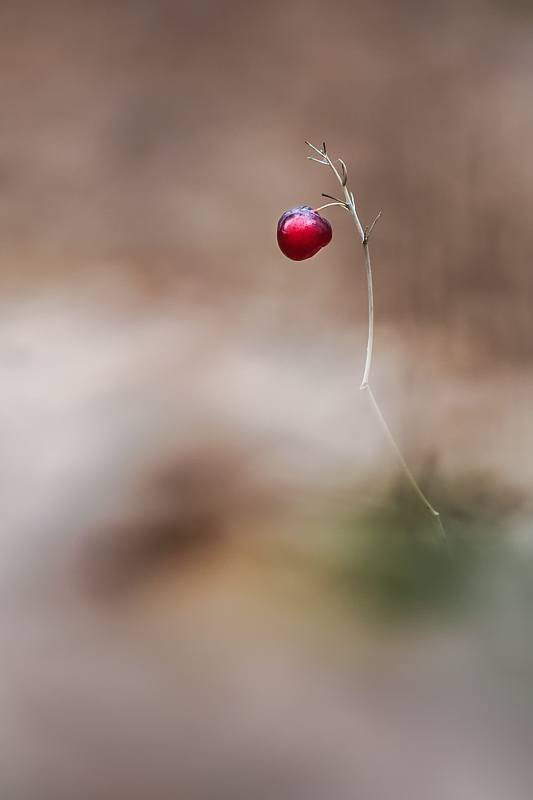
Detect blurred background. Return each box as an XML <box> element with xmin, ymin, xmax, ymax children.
<box><xmin>2</xmin><ymin>0</ymin><xmax>533</xmax><ymax>797</ymax></box>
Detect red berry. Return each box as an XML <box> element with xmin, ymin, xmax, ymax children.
<box><xmin>277</xmin><ymin>205</ymin><xmax>332</xmax><ymax>261</ymax></box>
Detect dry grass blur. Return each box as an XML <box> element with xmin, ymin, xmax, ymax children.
<box><xmin>2</xmin><ymin>0</ymin><xmax>533</xmax><ymax>798</ymax></box>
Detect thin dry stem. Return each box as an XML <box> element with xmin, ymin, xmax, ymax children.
<box><xmin>306</xmin><ymin>142</ymin><xmax>448</xmax><ymax>549</ymax></box>
<box><xmin>315</xmin><ymin>202</ymin><xmax>349</xmax><ymax>212</ymax></box>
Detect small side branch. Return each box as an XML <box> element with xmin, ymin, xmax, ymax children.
<box><xmin>306</xmin><ymin>142</ymin><xmax>448</xmax><ymax>549</ymax></box>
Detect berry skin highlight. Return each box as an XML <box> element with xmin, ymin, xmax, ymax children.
<box><xmin>277</xmin><ymin>205</ymin><xmax>332</xmax><ymax>261</ymax></box>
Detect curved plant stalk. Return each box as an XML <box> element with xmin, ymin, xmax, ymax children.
<box><xmin>307</xmin><ymin>142</ymin><xmax>448</xmax><ymax>549</ymax></box>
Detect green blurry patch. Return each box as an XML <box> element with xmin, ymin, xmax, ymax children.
<box><xmin>333</xmin><ymin>472</ymin><xmax>526</xmax><ymax>621</ymax></box>
<box><xmin>264</xmin><ymin>471</ymin><xmax>529</xmax><ymax>624</ymax></box>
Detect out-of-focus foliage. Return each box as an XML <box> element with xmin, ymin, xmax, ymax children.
<box><xmin>258</xmin><ymin>472</ymin><xmax>529</xmax><ymax>622</ymax></box>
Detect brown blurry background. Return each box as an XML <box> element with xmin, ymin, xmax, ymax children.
<box><xmin>2</xmin><ymin>0</ymin><xmax>533</xmax><ymax>798</ymax></box>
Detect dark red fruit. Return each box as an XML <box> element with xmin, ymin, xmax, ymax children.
<box><xmin>277</xmin><ymin>205</ymin><xmax>332</xmax><ymax>261</ymax></box>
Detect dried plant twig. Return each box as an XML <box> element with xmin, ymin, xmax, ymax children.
<box><xmin>305</xmin><ymin>142</ymin><xmax>448</xmax><ymax>549</ymax></box>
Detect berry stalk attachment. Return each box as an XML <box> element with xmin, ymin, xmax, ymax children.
<box><xmin>277</xmin><ymin>142</ymin><xmax>448</xmax><ymax>548</ymax></box>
